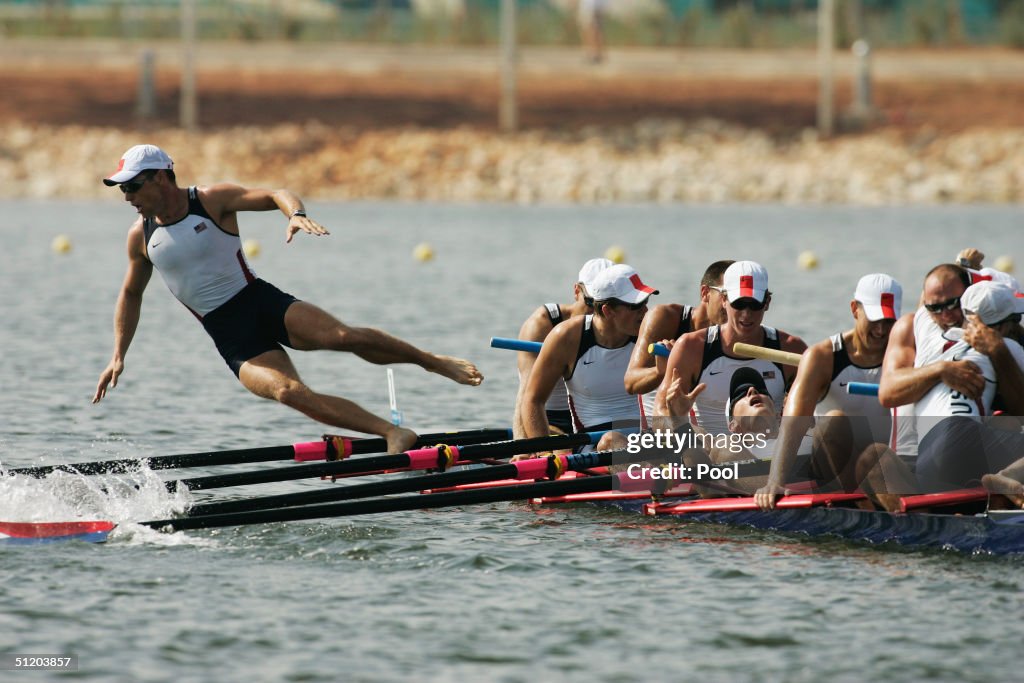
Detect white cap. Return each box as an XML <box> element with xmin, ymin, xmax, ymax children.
<box><xmin>103</xmin><ymin>144</ymin><xmax>174</xmax><ymax>186</ymax></box>
<box><xmin>587</xmin><ymin>264</ymin><xmax>658</xmax><ymax>305</ymax></box>
<box><xmin>854</xmin><ymin>273</ymin><xmax>903</xmax><ymax>322</ymax></box>
<box><xmin>960</xmin><ymin>281</ymin><xmax>1024</xmax><ymax>325</ymax></box>
<box><xmin>577</xmin><ymin>258</ymin><xmax>614</xmax><ymax>293</ymax></box>
<box><xmin>723</xmin><ymin>260</ymin><xmax>769</xmax><ymax>303</ymax></box>
<box><xmin>971</xmin><ymin>267</ymin><xmax>1022</xmax><ymax>294</ymax></box>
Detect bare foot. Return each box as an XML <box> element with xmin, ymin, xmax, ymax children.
<box><xmin>386</xmin><ymin>426</ymin><xmax>419</xmax><ymax>455</ymax></box>
<box><xmin>429</xmin><ymin>355</ymin><xmax>484</xmax><ymax>386</ymax></box>
<box><xmin>982</xmin><ymin>473</ymin><xmax>1024</xmax><ymax>508</ymax></box>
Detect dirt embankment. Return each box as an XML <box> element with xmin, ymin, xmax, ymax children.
<box><xmin>2</xmin><ymin>43</ymin><xmax>1022</xmax><ymax>203</ymax></box>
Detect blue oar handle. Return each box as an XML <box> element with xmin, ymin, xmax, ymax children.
<box><xmin>846</xmin><ymin>382</ymin><xmax>880</xmax><ymax>396</ymax></box>
<box><xmin>490</xmin><ymin>337</ymin><xmax>543</xmax><ymax>353</ymax></box>
<box><xmin>648</xmin><ymin>343</ymin><xmax>670</xmax><ymax>358</ymax></box>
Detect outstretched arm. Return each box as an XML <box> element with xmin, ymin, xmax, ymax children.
<box><xmin>202</xmin><ymin>184</ymin><xmax>329</xmax><ymax>243</ymax></box>
<box><xmin>93</xmin><ymin>224</ymin><xmax>152</xmax><ymax>403</ymax></box>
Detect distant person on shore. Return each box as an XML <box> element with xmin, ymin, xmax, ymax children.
<box><xmin>578</xmin><ymin>0</ymin><xmax>607</xmax><ymax>64</ymax></box>
<box><xmin>93</xmin><ymin>144</ymin><xmax>483</xmax><ymax>453</ymax></box>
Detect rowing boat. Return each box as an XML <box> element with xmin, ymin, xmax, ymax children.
<box><xmin>531</xmin><ymin>486</ymin><xmax>1024</xmax><ymax>556</ymax></box>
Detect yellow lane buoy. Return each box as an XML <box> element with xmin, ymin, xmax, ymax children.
<box><xmin>243</xmin><ymin>239</ymin><xmax>262</xmax><ymax>259</ymax></box>
<box><xmin>413</xmin><ymin>242</ymin><xmax>435</xmax><ymax>262</ymax></box>
<box><xmin>604</xmin><ymin>245</ymin><xmax>626</xmax><ymax>264</ymax></box>
<box><xmin>993</xmin><ymin>255</ymin><xmax>1015</xmax><ymax>274</ymax></box>
<box><xmin>51</xmin><ymin>235</ymin><xmax>72</xmax><ymax>254</ymax></box>
<box><xmin>797</xmin><ymin>250</ymin><xmax>819</xmax><ymax>270</ymax></box>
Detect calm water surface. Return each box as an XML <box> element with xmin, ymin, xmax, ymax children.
<box><xmin>1</xmin><ymin>200</ymin><xmax>1022</xmax><ymax>682</ymax></box>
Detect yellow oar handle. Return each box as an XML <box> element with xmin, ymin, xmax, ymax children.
<box><xmin>732</xmin><ymin>342</ymin><xmax>803</xmax><ymax>367</ymax></box>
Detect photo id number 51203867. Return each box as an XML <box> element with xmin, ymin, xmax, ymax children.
<box><xmin>1</xmin><ymin>655</ymin><xmax>78</xmax><ymax>671</ymax></box>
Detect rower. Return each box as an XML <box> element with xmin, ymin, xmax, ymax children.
<box><xmin>625</xmin><ymin>259</ymin><xmax>734</xmax><ymax>427</ymax></box>
<box><xmin>754</xmin><ymin>274</ymin><xmax>903</xmax><ymax>509</ymax></box>
<box><xmin>911</xmin><ymin>282</ymin><xmax>1024</xmax><ymax>492</ymax></box>
<box><xmin>517</xmin><ymin>264</ymin><xmax>657</xmax><ymax>456</ymax></box>
<box><xmin>512</xmin><ymin>257</ymin><xmax>613</xmax><ymax>438</ymax></box>
<box><xmin>654</xmin><ymin>260</ymin><xmax>807</xmax><ymax>437</ymax></box>
<box><xmin>879</xmin><ymin>263</ymin><xmax>1024</xmax><ymax>457</ymax></box>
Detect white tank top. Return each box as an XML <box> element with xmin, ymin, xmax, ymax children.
<box><xmin>144</xmin><ymin>187</ymin><xmax>255</xmax><ymax>317</ymax></box>
<box><xmin>815</xmin><ymin>333</ymin><xmax>890</xmax><ymax>445</ymax></box>
<box><xmin>542</xmin><ymin>303</ymin><xmax>570</xmax><ymax>413</ymax></box>
<box><xmin>565</xmin><ymin>315</ymin><xmax>640</xmax><ymax>431</ymax></box>
<box><xmin>914</xmin><ymin>338</ymin><xmax>1024</xmax><ymax>442</ymax></box>
<box><xmin>891</xmin><ymin>307</ymin><xmax>959</xmax><ymax>455</ymax></box>
<box><xmin>693</xmin><ymin>325</ymin><xmax>788</xmax><ymax>438</ymax></box>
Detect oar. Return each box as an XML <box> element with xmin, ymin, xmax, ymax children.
<box><xmin>143</xmin><ymin>474</ymin><xmax>624</xmax><ymax>532</ymax></box>
<box><xmin>846</xmin><ymin>382</ymin><xmax>880</xmax><ymax>396</ymax></box>
<box><xmin>166</xmin><ymin>430</ymin><xmax>612</xmax><ymax>492</ymax></box>
<box><xmin>6</xmin><ymin>428</ymin><xmax>512</xmax><ymax>478</ymax></box>
<box><xmin>490</xmin><ymin>337</ymin><xmax>542</xmax><ymax>353</ymax></box>
<box><xmin>186</xmin><ymin>448</ymin><xmax>633</xmax><ymax>517</ymax></box>
<box><xmin>142</xmin><ymin>449</ymin><xmax>797</xmax><ymax>532</ymax></box>
<box><xmin>649</xmin><ymin>343</ymin><xmax>801</xmax><ymax>366</ymax></box>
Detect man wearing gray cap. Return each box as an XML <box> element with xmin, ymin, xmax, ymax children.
<box><xmin>94</xmin><ymin>144</ymin><xmax>483</xmax><ymax>454</ymax></box>
<box><xmin>512</xmin><ymin>258</ymin><xmax>612</xmax><ymax>437</ymax></box>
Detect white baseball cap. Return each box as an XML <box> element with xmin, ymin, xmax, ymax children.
<box><xmin>854</xmin><ymin>273</ymin><xmax>903</xmax><ymax>322</ymax></box>
<box><xmin>103</xmin><ymin>144</ymin><xmax>174</xmax><ymax>186</ymax></box>
<box><xmin>970</xmin><ymin>267</ymin><xmax>1022</xmax><ymax>294</ymax></box>
<box><xmin>960</xmin><ymin>281</ymin><xmax>1024</xmax><ymax>325</ymax></box>
<box><xmin>723</xmin><ymin>260</ymin><xmax>769</xmax><ymax>303</ymax></box>
<box><xmin>587</xmin><ymin>264</ymin><xmax>658</xmax><ymax>305</ymax></box>
<box><xmin>577</xmin><ymin>258</ymin><xmax>614</xmax><ymax>292</ymax></box>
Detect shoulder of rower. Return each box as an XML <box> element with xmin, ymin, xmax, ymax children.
<box><xmin>126</xmin><ymin>219</ymin><xmax>148</xmax><ymax>256</ymax></box>
<box><xmin>518</xmin><ymin>305</ymin><xmax>557</xmax><ymax>342</ymax></box>
<box><xmin>777</xmin><ymin>330</ymin><xmax>808</xmax><ymax>355</ymax></box>
<box><xmin>799</xmin><ymin>339</ymin><xmax>835</xmax><ymax>384</ymax></box>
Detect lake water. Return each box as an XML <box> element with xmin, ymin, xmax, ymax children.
<box><xmin>1</xmin><ymin>200</ymin><xmax>1022</xmax><ymax>682</ymax></box>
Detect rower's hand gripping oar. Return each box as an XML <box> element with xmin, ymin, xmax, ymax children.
<box><xmin>6</xmin><ymin>428</ymin><xmax>512</xmax><ymax>478</ymax></box>
<box><xmin>166</xmin><ymin>430</ymin><xmax>614</xmax><ymax>492</ymax></box>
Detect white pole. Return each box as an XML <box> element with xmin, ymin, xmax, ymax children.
<box><xmin>499</xmin><ymin>0</ymin><xmax>518</xmax><ymax>133</ymax></box>
<box><xmin>136</xmin><ymin>49</ymin><xmax>156</xmax><ymax>121</ymax></box>
<box><xmin>180</xmin><ymin>0</ymin><xmax>198</xmax><ymax>131</ymax></box>
<box><xmin>817</xmin><ymin>0</ymin><xmax>835</xmax><ymax>138</ymax></box>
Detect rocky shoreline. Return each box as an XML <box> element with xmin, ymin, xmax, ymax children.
<box><xmin>3</xmin><ymin>120</ymin><xmax>1022</xmax><ymax>204</ymax></box>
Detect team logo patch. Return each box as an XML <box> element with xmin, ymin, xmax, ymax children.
<box><xmin>194</xmin><ymin>222</ymin><xmax>208</xmax><ymax>234</ymax></box>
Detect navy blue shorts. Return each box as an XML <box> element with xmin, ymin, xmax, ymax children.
<box><xmin>201</xmin><ymin>279</ymin><xmax>299</xmax><ymax>376</ymax></box>
<box><xmin>916</xmin><ymin>416</ymin><xmax>1024</xmax><ymax>492</ymax></box>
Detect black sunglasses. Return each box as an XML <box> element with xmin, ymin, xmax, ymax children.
<box><xmin>729</xmin><ymin>298</ymin><xmax>766</xmax><ymax>312</ymax></box>
<box><xmin>924</xmin><ymin>296</ymin><xmax>961</xmax><ymax>314</ymax></box>
<box><xmin>118</xmin><ymin>172</ymin><xmax>156</xmax><ymax>195</ymax></box>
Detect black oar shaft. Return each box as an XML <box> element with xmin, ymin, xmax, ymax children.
<box><xmin>169</xmin><ymin>432</ymin><xmax>595</xmax><ymax>492</ymax></box>
<box><xmin>187</xmin><ymin>463</ymin><xmax>520</xmax><ymax>516</ymax></box>
<box><xmin>8</xmin><ymin>428</ymin><xmax>513</xmax><ymax>479</ymax></box>
<box><xmin>142</xmin><ymin>475</ymin><xmax>616</xmax><ymax>532</ymax></box>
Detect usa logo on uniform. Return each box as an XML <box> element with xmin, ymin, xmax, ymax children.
<box><xmin>194</xmin><ymin>222</ymin><xmax>208</xmax><ymax>234</ymax></box>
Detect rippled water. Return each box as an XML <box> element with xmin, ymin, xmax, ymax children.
<box><xmin>2</xmin><ymin>200</ymin><xmax>1022</xmax><ymax>682</ymax></box>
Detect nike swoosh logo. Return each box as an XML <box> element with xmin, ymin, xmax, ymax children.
<box><xmin>708</xmin><ymin>371</ymin><xmax>722</xmax><ymax>376</ymax></box>
<box><xmin>151</xmin><ymin>241</ymin><xmax>161</xmax><ymax>247</ymax></box>
<box><xmin>582</xmin><ymin>360</ymin><xmax>594</xmax><ymax>365</ymax></box>
<box><xmin>839</xmin><ymin>382</ymin><xmax>848</xmax><ymax>387</ymax></box>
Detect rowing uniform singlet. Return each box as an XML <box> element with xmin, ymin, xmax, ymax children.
<box><xmin>914</xmin><ymin>338</ymin><xmax>1024</xmax><ymax>442</ymax></box>
<box><xmin>692</xmin><ymin>325</ymin><xmax>787</xmax><ymax>437</ymax></box>
<box><xmin>814</xmin><ymin>333</ymin><xmax>890</xmax><ymax>445</ymax></box>
<box><xmin>540</xmin><ymin>304</ymin><xmax>570</xmax><ymax>415</ymax></box>
<box><xmin>891</xmin><ymin>307</ymin><xmax>958</xmax><ymax>455</ymax></box>
<box><xmin>143</xmin><ymin>186</ymin><xmax>254</xmax><ymax>317</ymax></box>
<box><xmin>565</xmin><ymin>315</ymin><xmax>640</xmax><ymax>432</ymax></box>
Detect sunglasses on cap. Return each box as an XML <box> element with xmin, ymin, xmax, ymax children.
<box><xmin>729</xmin><ymin>298</ymin><xmax>766</xmax><ymax>312</ymax></box>
<box><xmin>118</xmin><ymin>171</ymin><xmax>156</xmax><ymax>195</ymax></box>
<box><xmin>923</xmin><ymin>296</ymin><xmax>961</xmax><ymax>314</ymax></box>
